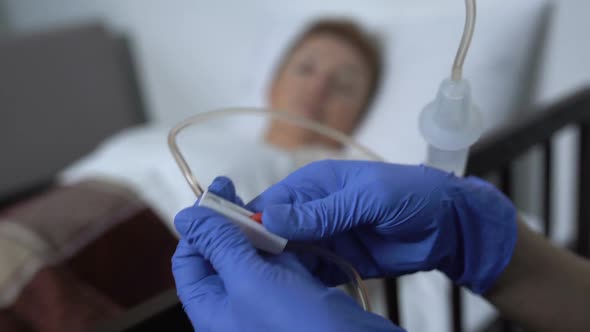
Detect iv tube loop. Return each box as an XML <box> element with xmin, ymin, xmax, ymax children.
<box><xmin>168</xmin><ymin>107</ymin><xmax>384</xmax><ymax>197</ymax></box>
<box><xmin>167</xmin><ymin>107</ymin><xmax>384</xmax><ymax>312</ymax></box>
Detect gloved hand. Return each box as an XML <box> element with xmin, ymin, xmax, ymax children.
<box><xmin>172</xmin><ymin>176</ymin><xmax>402</xmax><ymax>332</ymax></box>
<box><xmin>248</xmin><ymin>160</ymin><xmax>517</xmax><ymax>294</ymax></box>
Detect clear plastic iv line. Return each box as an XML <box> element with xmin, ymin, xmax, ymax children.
<box><xmin>168</xmin><ymin>107</ymin><xmax>381</xmax><ymax>312</ymax></box>
<box><xmin>168</xmin><ymin>108</ymin><xmax>384</xmax><ymax>197</ymax></box>
<box><xmin>452</xmin><ymin>0</ymin><xmax>476</xmax><ymax>81</ymax></box>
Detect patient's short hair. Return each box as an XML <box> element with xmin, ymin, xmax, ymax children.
<box><xmin>275</xmin><ymin>19</ymin><xmax>383</xmax><ymax>112</ymax></box>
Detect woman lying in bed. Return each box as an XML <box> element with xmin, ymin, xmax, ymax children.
<box><xmin>59</xmin><ymin>19</ymin><xmax>383</xmax><ymax>224</ymax></box>
<box><xmin>0</xmin><ymin>19</ymin><xmax>382</xmax><ymax>332</ymax></box>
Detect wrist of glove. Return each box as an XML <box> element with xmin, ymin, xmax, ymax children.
<box><xmin>427</xmin><ymin>175</ymin><xmax>517</xmax><ymax>293</ymax></box>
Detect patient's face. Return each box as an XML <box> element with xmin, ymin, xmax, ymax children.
<box><xmin>266</xmin><ymin>33</ymin><xmax>372</xmax><ymax>150</ymax></box>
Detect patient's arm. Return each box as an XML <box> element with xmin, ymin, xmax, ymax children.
<box><xmin>485</xmin><ymin>218</ymin><xmax>590</xmax><ymax>331</ymax></box>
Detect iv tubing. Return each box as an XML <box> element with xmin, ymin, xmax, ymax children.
<box><xmin>451</xmin><ymin>0</ymin><xmax>476</xmax><ymax>80</ymax></box>
<box><xmin>168</xmin><ymin>107</ymin><xmax>385</xmax><ymax>197</ymax></box>
<box><xmin>167</xmin><ymin>107</ymin><xmax>383</xmax><ymax>312</ymax></box>
<box><xmin>287</xmin><ymin>243</ymin><xmax>372</xmax><ymax>312</ymax></box>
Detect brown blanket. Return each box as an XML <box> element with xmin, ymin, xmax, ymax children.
<box><xmin>0</xmin><ymin>179</ymin><xmax>178</xmax><ymax>332</ymax></box>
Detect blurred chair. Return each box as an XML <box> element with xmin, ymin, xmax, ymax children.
<box><xmin>0</xmin><ymin>23</ymin><xmax>146</xmax><ymax>206</ymax></box>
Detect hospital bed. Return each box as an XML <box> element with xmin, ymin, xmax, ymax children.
<box><xmin>1</xmin><ymin>4</ymin><xmax>589</xmax><ymax>329</ymax></box>
<box><xmin>85</xmin><ymin>86</ymin><xmax>590</xmax><ymax>332</ymax></box>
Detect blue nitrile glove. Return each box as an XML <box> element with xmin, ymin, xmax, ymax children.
<box><xmin>172</xmin><ymin>176</ymin><xmax>402</xmax><ymax>332</ymax></box>
<box><xmin>248</xmin><ymin>160</ymin><xmax>517</xmax><ymax>294</ymax></box>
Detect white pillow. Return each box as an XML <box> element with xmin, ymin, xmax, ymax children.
<box><xmin>236</xmin><ymin>0</ymin><xmax>551</xmax><ymax>166</ymax></box>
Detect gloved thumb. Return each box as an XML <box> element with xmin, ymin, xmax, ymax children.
<box><xmin>262</xmin><ymin>191</ymin><xmax>364</xmax><ymax>240</ymax></box>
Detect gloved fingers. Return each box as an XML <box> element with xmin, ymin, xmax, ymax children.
<box><xmin>261</xmin><ymin>190</ymin><xmax>367</xmax><ymax>240</ymax></box>
<box><xmin>172</xmin><ymin>240</ymin><xmax>215</xmax><ymax>291</ymax></box>
<box><xmin>179</xmin><ymin>208</ymin><xmax>263</xmax><ymax>281</ymax></box>
<box><xmin>176</xmin><ymin>176</ymin><xmax>244</xmax><ymax>236</ymax></box>
<box><xmin>246</xmin><ymin>182</ymin><xmax>298</xmax><ymax>212</ymax></box>
<box><xmin>203</xmin><ymin>176</ymin><xmax>244</xmax><ymax>206</ymax></box>
<box><xmin>265</xmin><ymin>251</ymin><xmax>314</xmax><ymax>277</ymax></box>
<box><xmin>171</xmin><ymin>240</ymin><xmax>227</xmax><ymax>325</ymax></box>
<box><xmin>246</xmin><ymin>159</ymin><xmax>353</xmax><ymax>211</ymax></box>
<box><xmin>287</xmin><ymin>235</ymin><xmax>380</xmax><ymax>286</ymax></box>
<box><xmin>283</xmin><ymin>241</ymin><xmax>351</xmax><ymax>286</ymax></box>
<box><xmin>181</xmin><ymin>275</ymin><xmax>228</xmax><ymax>331</ymax></box>
<box><xmin>329</xmin><ymin>234</ymin><xmax>382</xmax><ymax>281</ymax></box>
<box><xmin>172</xmin><ymin>240</ymin><xmax>227</xmax><ymax>310</ymax></box>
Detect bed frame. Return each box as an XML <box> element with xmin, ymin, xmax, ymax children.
<box><xmin>391</xmin><ymin>87</ymin><xmax>590</xmax><ymax>331</ymax></box>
